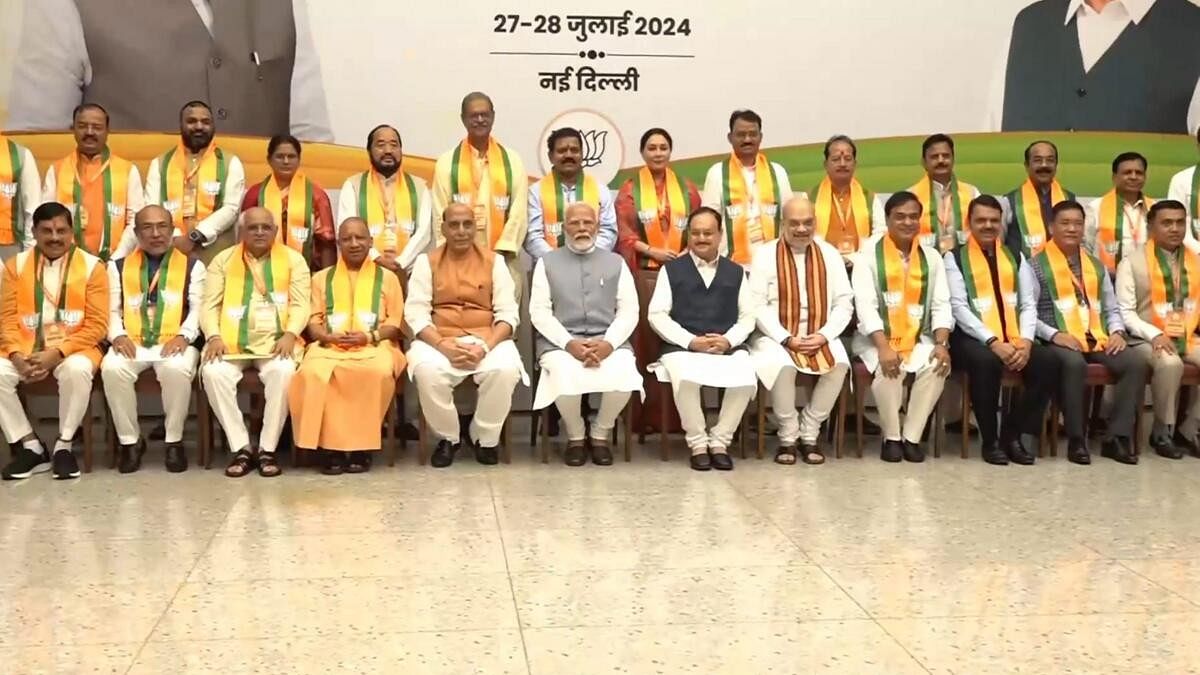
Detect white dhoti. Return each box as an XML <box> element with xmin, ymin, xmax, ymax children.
<box><xmin>651</xmin><ymin>350</ymin><xmax>756</xmax><ymax>452</ymax></box>
<box><xmin>534</xmin><ymin>348</ymin><xmax>643</xmax><ymax>442</ymax></box>
<box><xmin>0</xmin><ymin>354</ymin><xmax>95</xmax><ymax>444</ymax></box>
<box><xmin>854</xmin><ymin>337</ymin><xmax>946</xmax><ymax>443</ymax></box>
<box><xmin>200</xmin><ymin>357</ymin><xmax>296</xmax><ymax>453</ymax></box>
<box><xmin>750</xmin><ymin>335</ymin><xmax>849</xmax><ymax>445</ymax></box>
<box><xmin>101</xmin><ymin>346</ymin><xmax>199</xmax><ymax>445</ymax></box>
<box><xmin>408</xmin><ymin>338</ymin><xmax>527</xmax><ymax>447</ymax></box>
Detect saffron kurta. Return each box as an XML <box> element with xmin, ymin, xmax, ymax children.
<box><xmin>289</xmin><ymin>265</ymin><xmax>407</xmax><ymax>452</ymax></box>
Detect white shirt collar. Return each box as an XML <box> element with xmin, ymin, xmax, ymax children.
<box><xmin>1065</xmin><ymin>0</ymin><xmax>1155</xmax><ymax>25</ymax></box>
<box><xmin>690</xmin><ymin>251</ymin><xmax>719</xmax><ymax>270</ymax></box>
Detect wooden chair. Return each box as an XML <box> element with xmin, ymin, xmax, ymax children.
<box><xmin>17</xmin><ymin>378</ymin><xmax>105</xmax><ymax>473</ymax></box>
<box><xmin>654</xmin><ymin>370</ymin><xmax>750</xmax><ymax>461</ymax></box>
<box><xmin>415</xmin><ymin>380</ymin><xmax>511</xmax><ymax>465</ymax></box>
<box><xmin>103</xmin><ymin>370</ymin><xmax>211</xmax><ymax>469</ymax></box>
<box><xmin>540</xmin><ymin>396</ymin><xmax>636</xmax><ymax>463</ymax></box>
<box><xmin>851</xmin><ymin>361</ymin><xmax>945</xmax><ymax>458</ymax></box>
<box><xmin>1046</xmin><ymin>363</ymin><xmax>1141</xmax><ymax>457</ymax></box>
<box><xmin>956</xmin><ymin>369</ymin><xmax>1047</xmax><ymax>459</ymax></box>
<box><xmin>385</xmin><ymin>377</ymin><xmax>407</xmax><ymax>466</ymax></box>
<box><xmin>755</xmin><ymin>376</ymin><xmax>847</xmax><ymax>461</ymax></box>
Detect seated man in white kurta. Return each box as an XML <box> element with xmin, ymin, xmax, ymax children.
<box><xmin>852</xmin><ymin>191</ymin><xmax>953</xmax><ymax>463</ymax></box>
<box><xmin>749</xmin><ymin>197</ymin><xmax>852</xmax><ymax>466</ymax></box>
<box><xmin>648</xmin><ymin>206</ymin><xmax>757</xmax><ymax>471</ymax></box>
<box><xmin>530</xmin><ymin>202</ymin><xmax>643</xmax><ymax>467</ymax></box>
<box><xmin>405</xmin><ymin>203</ymin><xmax>526</xmax><ymax>468</ymax></box>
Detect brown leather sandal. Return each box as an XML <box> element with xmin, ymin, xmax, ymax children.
<box><xmin>225</xmin><ymin>449</ymin><xmax>255</xmax><ymax>478</ymax></box>
<box><xmin>257</xmin><ymin>451</ymin><xmax>282</xmax><ymax>477</ymax></box>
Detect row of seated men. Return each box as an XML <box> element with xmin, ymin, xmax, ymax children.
<box><xmin>3</xmin><ymin>187</ymin><xmax>1199</xmax><ymax>482</ymax></box>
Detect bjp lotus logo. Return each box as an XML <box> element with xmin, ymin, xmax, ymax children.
<box><xmin>539</xmin><ymin>109</ymin><xmax>625</xmax><ymax>186</ymax></box>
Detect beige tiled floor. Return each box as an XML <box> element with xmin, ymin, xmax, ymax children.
<box><xmin>4</xmin><ymin>437</ymin><xmax>1200</xmax><ymax>674</ymax></box>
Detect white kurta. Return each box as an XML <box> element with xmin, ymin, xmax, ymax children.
<box><xmin>647</xmin><ymin>253</ymin><xmax>758</xmax><ymax>390</ymax></box>
<box><xmin>528</xmin><ymin>252</ymin><xmax>644</xmax><ymax>409</ymax></box>
<box><xmin>1084</xmin><ymin>194</ymin><xmax>1149</xmax><ymax>264</ymax></box>
<box><xmin>748</xmin><ymin>238</ymin><xmax>854</xmax><ymax>389</ymax></box>
<box><xmin>403</xmin><ymin>251</ymin><xmax>527</xmax><ymax>383</ymax></box>
<box><xmin>337</xmin><ymin>171</ymin><xmax>433</xmax><ymax>272</ymax></box>
<box><xmin>851</xmin><ymin>234</ymin><xmax>954</xmax><ymax>373</ymax></box>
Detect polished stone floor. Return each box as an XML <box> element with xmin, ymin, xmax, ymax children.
<box><xmin>4</xmin><ymin>434</ymin><xmax>1200</xmax><ymax>674</ymax></box>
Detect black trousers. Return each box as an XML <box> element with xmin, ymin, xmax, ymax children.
<box><xmin>950</xmin><ymin>330</ymin><xmax>1060</xmax><ymax>445</ymax></box>
<box><xmin>1043</xmin><ymin>343</ymin><xmax>1148</xmax><ymax>440</ymax></box>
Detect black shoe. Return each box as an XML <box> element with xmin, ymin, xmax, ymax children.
<box><xmin>902</xmin><ymin>440</ymin><xmax>925</xmax><ymax>463</ymax></box>
<box><xmin>1</xmin><ymin>445</ymin><xmax>50</xmax><ymax>480</ymax></box>
<box><xmin>880</xmin><ymin>440</ymin><xmax>903</xmax><ymax>463</ymax></box>
<box><xmin>690</xmin><ymin>452</ymin><xmax>712</xmax><ymax>471</ymax></box>
<box><xmin>589</xmin><ymin>441</ymin><xmax>613</xmax><ymax>466</ymax></box>
<box><xmin>118</xmin><ymin>438</ymin><xmax>147</xmax><ymax>474</ymax></box>
<box><xmin>1068</xmin><ymin>438</ymin><xmax>1091</xmax><ymax>465</ymax></box>
<box><xmin>1101</xmin><ymin>437</ymin><xmax>1138</xmax><ymax>465</ymax></box>
<box><xmin>710</xmin><ymin>451</ymin><xmax>733</xmax><ymax>471</ymax></box>
<box><xmin>51</xmin><ymin>448</ymin><xmax>80</xmax><ymax>480</ymax></box>
<box><xmin>1002</xmin><ymin>437</ymin><xmax>1035</xmax><ymax>465</ymax></box>
<box><xmin>475</xmin><ymin>442</ymin><xmax>499</xmax><ymax>465</ymax></box>
<box><xmin>1173</xmin><ymin>430</ymin><xmax>1200</xmax><ymax>458</ymax></box>
<box><xmin>1151</xmin><ymin>435</ymin><xmax>1184</xmax><ymax>460</ymax></box>
<box><xmin>164</xmin><ymin>442</ymin><xmax>188</xmax><ymax>473</ymax></box>
<box><xmin>563</xmin><ymin>442</ymin><xmax>587</xmax><ymax>467</ymax></box>
<box><xmin>430</xmin><ymin>440</ymin><xmax>458</xmax><ymax>468</ymax></box>
<box><xmin>981</xmin><ymin>441</ymin><xmax>1009</xmax><ymax>465</ymax></box>
<box><xmin>346</xmin><ymin>451</ymin><xmax>372</xmax><ymax>473</ymax></box>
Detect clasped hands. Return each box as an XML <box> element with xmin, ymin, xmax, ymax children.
<box><xmin>566</xmin><ymin>338</ymin><xmax>615</xmax><ymax>367</ymax></box>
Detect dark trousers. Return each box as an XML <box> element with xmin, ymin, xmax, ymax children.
<box><xmin>950</xmin><ymin>331</ymin><xmax>1059</xmax><ymax>445</ymax></box>
<box><xmin>1044</xmin><ymin>343</ymin><xmax>1147</xmax><ymax>440</ymax></box>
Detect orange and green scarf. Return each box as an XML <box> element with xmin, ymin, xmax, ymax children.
<box><xmin>875</xmin><ymin>235</ymin><xmax>928</xmax><ymax>357</ymax></box>
<box><xmin>259</xmin><ymin>172</ymin><xmax>316</xmax><ymax>261</ymax></box>
<box><xmin>55</xmin><ymin>148</ymin><xmax>131</xmax><ymax>261</ymax></box>
<box><xmin>121</xmin><ymin>248</ymin><xmax>189</xmax><ymax>346</ymax></box>
<box><xmin>449</xmin><ymin>137</ymin><xmax>514</xmax><ymax>249</ymax></box>
<box><xmin>721</xmin><ymin>153</ymin><xmax>780</xmax><ymax>264</ymax></box>
<box><xmin>539</xmin><ymin>172</ymin><xmax>601</xmax><ymax>250</ymax></box>
<box><xmin>158</xmin><ymin>143</ymin><xmax>228</xmax><ymax>234</ymax></box>
<box><xmin>958</xmin><ymin>235</ymin><xmax>1021</xmax><ymax>343</ymax></box>
<box><xmin>632</xmin><ymin>167</ymin><xmax>689</xmax><ymax>268</ymax></box>
<box><xmin>219</xmin><ymin>244</ymin><xmax>292</xmax><ymax>354</ymax></box>
<box><xmin>1034</xmin><ymin>240</ymin><xmax>1108</xmax><ymax>351</ymax></box>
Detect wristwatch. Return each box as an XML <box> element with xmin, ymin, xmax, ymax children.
<box><xmin>187</xmin><ymin>231</ymin><xmax>206</xmax><ymax>246</ymax></box>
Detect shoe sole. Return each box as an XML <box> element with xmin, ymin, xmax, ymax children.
<box><xmin>2</xmin><ymin>462</ymin><xmax>52</xmax><ymax>480</ymax></box>
<box><xmin>53</xmin><ymin>471</ymin><xmax>81</xmax><ymax>480</ymax></box>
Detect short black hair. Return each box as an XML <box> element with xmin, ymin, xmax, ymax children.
<box><xmin>966</xmin><ymin>194</ymin><xmax>1004</xmax><ymax>222</ymax></box>
<box><xmin>547</xmin><ymin>127</ymin><xmax>582</xmax><ymax>153</ymax></box>
<box><xmin>460</xmin><ymin>91</ymin><xmax>494</xmax><ymax>116</ymax></box>
<box><xmin>1148</xmin><ymin>199</ymin><xmax>1188</xmax><ymax>224</ymax></box>
<box><xmin>366</xmin><ymin>124</ymin><xmax>401</xmax><ymax>148</ymax></box>
<box><xmin>823</xmin><ymin>135</ymin><xmax>857</xmax><ymax>160</ymax></box>
<box><xmin>921</xmin><ymin>133</ymin><xmax>954</xmax><ymax>159</ymax></box>
<box><xmin>639</xmin><ymin>127</ymin><xmax>673</xmax><ymax>152</ymax></box>
<box><xmin>884</xmin><ymin>191</ymin><xmax>922</xmax><ymax>218</ymax></box>
<box><xmin>687</xmin><ymin>206</ymin><xmax>723</xmax><ymax>232</ymax></box>
<box><xmin>33</xmin><ymin>201</ymin><xmax>73</xmax><ymax>230</ymax></box>
<box><xmin>1051</xmin><ymin>199</ymin><xmax>1086</xmax><ymax>221</ymax></box>
<box><xmin>1111</xmin><ymin>151</ymin><xmax>1148</xmax><ymax>174</ymax></box>
<box><xmin>728</xmin><ymin>110</ymin><xmax>762</xmax><ymax>132</ymax></box>
<box><xmin>179</xmin><ymin>100</ymin><xmax>212</xmax><ymax>120</ymax></box>
<box><xmin>71</xmin><ymin>103</ymin><xmax>109</xmax><ymax>127</ymax></box>
<box><xmin>1023</xmin><ymin>140</ymin><xmax>1058</xmax><ymax>164</ymax></box>
<box><xmin>267</xmin><ymin>134</ymin><xmax>302</xmax><ymax>158</ymax></box>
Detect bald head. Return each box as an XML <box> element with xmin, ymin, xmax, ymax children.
<box><xmin>241</xmin><ymin>206</ymin><xmax>278</xmax><ymax>257</ymax></box>
<box><xmin>780</xmin><ymin>196</ymin><xmax>816</xmax><ymax>249</ymax></box>
<box><xmin>338</xmin><ymin>216</ymin><xmax>369</xmax><ymax>238</ymax></box>
<box><xmin>442</xmin><ymin>203</ymin><xmax>477</xmax><ymax>254</ymax></box>
<box><xmin>564</xmin><ymin>202</ymin><xmax>599</xmax><ymax>253</ymax></box>
<box><xmin>133</xmin><ymin>205</ymin><xmax>174</xmax><ymax>255</ymax></box>
<box><xmin>338</xmin><ymin>217</ymin><xmax>371</xmax><ymax>267</ymax></box>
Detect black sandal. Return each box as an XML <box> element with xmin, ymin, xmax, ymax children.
<box><xmin>322</xmin><ymin>451</ymin><xmax>344</xmax><ymax>476</ymax></box>
<box><xmin>225</xmin><ymin>449</ymin><xmax>255</xmax><ymax>478</ymax></box>
<box><xmin>345</xmin><ymin>451</ymin><xmax>371</xmax><ymax>474</ymax></box>
<box><xmin>257</xmin><ymin>451</ymin><xmax>282</xmax><ymax>478</ymax></box>
<box><xmin>774</xmin><ymin>446</ymin><xmax>797</xmax><ymax>465</ymax></box>
<box><xmin>801</xmin><ymin>445</ymin><xmax>826</xmax><ymax>465</ymax></box>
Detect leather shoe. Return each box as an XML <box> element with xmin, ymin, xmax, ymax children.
<box><xmin>563</xmin><ymin>441</ymin><xmax>587</xmax><ymax>467</ymax></box>
<box><xmin>1151</xmin><ymin>435</ymin><xmax>1183</xmax><ymax>460</ymax></box>
<box><xmin>1002</xmin><ymin>437</ymin><xmax>1035</xmax><ymax>465</ymax></box>
<box><xmin>710</xmin><ymin>451</ymin><xmax>733</xmax><ymax>471</ymax></box>
<box><xmin>902</xmin><ymin>440</ymin><xmax>925</xmax><ymax>463</ymax></box>
<box><xmin>475</xmin><ymin>443</ymin><xmax>499</xmax><ymax>465</ymax></box>
<box><xmin>1101</xmin><ymin>437</ymin><xmax>1138</xmax><ymax>465</ymax></box>
<box><xmin>118</xmin><ymin>438</ymin><xmax>146</xmax><ymax>474</ymax></box>
<box><xmin>1172</xmin><ymin>430</ymin><xmax>1200</xmax><ymax>458</ymax></box>
<box><xmin>589</xmin><ymin>441</ymin><xmax>613</xmax><ymax>466</ymax></box>
<box><xmin>980</xmin><ymin>441</ymin><xmax>1008</xmax><ymax>466</ymax></box>
<box><xmin>1067</xmin><ymin>438</ymin><xmax>1091</xmax><ymax>465</ymax></box>
<box><xmin>164</xmin><ymin>442</ymin><xmax>187</xmax><ymax>473</ymax></box>
<box><xmin>881</xmin><ymin>440</ymin><xmax>903</xmax><ymax>463</ymax></box>
<box><xmin>690</xmin><ymin>452</ymin><xmax>711</xmax><ymax>471</ymax></box>
<box><xmin>431</xmin><ymin>440</ymin><xmax>458</xmax><ymax>468</ymax></box>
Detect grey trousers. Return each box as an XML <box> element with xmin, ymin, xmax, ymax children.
<box><xmin>1045</xmin><ymin>343</ymin><xmax>1148</xmax><ymax>440</ymax></box>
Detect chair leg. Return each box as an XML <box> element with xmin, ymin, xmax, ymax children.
<box><xmin>961</xmin><ymin>374</ymin><xmax>970</xmax><ymax>459</ymax></box>
<box><xmin>756</xmin><ymin>384</ymin><xmax>766</xmax><ymax>460</ymax></box>
<box><xmin>105</xmin><ymin>397</ymin><xmax>118</xmax><ymax>469</ymax></box>
<box><xmin>81</xmin><ymin>395</ymin><xmax>94</xmax><ymax>473</ymax></box>
<box><xmin>623</xmin><ymin>400</ymin><xmax>633</xmax><ymax>462</ymax></box>
<box><xmin>540</xmin><ymin>407</ymin><xmax>550</xmax><ymax>464</ymax></box>
<box><xmin>388</xmin><ymin>394</ymin><xmax>400</xmax><ymax>467</ymax></box>
<box><xmin>1049</xmin><ymin>403</ymin><xmax>1059</xmax><ymax>458</ymax></box>
<box><xmin>835</xmin><ymin>382</ymin><xmax>846</xmax><ymax>459</ymax></box>
<box><xmin>660</xmin><ymin>382</ymin><xmax>670</xmax><ymax>462</ymax></box>
<box><xmin>932</xmin><ymin>401</ymin><xmax>942</xmax><ymax>459</ymax></box>
<box><xmin>501</xmin><ymin>420</ymin><xmax>511</xmax><ymax>464</ymax></box>
<box><xmin>855</xmin><ymin>377</ymin><xmax>865</xmax><ymax>458</ymax></box>
<box><xmin>418</xmin><ymin>414</ymin><xmax>429</xmax><ymax>465</ymax></box>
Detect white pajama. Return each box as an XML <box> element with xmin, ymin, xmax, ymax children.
<box><xmin>410</xmin><ymin>339</ymin><xmax>525</xmax><ymax>447</ymax></box>
<box><xmin>675</xmin><ymin>380</ymin><xmax>754</xmax><ymax>452</ymax></box>
<box><xmin>0</xmin><ymin>354</ymin><xmax>95</xmax><ymax>444</ymax></box>
<box><xmin>201</xmin><ymin>357</ymin><xmax>296</xmax><ymax>453</ymax></box>
<box><xmin>771</xmin><ymin>364</ymin><xmax>849</xmax><ymax>445</ymax></box>
<box><xmin>101</xmin><ymin>346</ymin><xmax>199</xmax><ymax>445</ymax></box>
<box><xmin>870</xmin><ymin>358</ymin><xmax>947</xmax><ymax>444</ymax></box>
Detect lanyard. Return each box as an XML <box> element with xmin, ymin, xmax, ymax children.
<box><xmin>37</xmin><ymin>249</ymin><xmax>74</xmax><ymax>312</ymax></box>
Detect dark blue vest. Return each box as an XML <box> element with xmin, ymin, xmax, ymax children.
<box><xmin>660</xmin><ymin>254</ymin><xmax>743</xmax><ymax>355</ymax></box>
